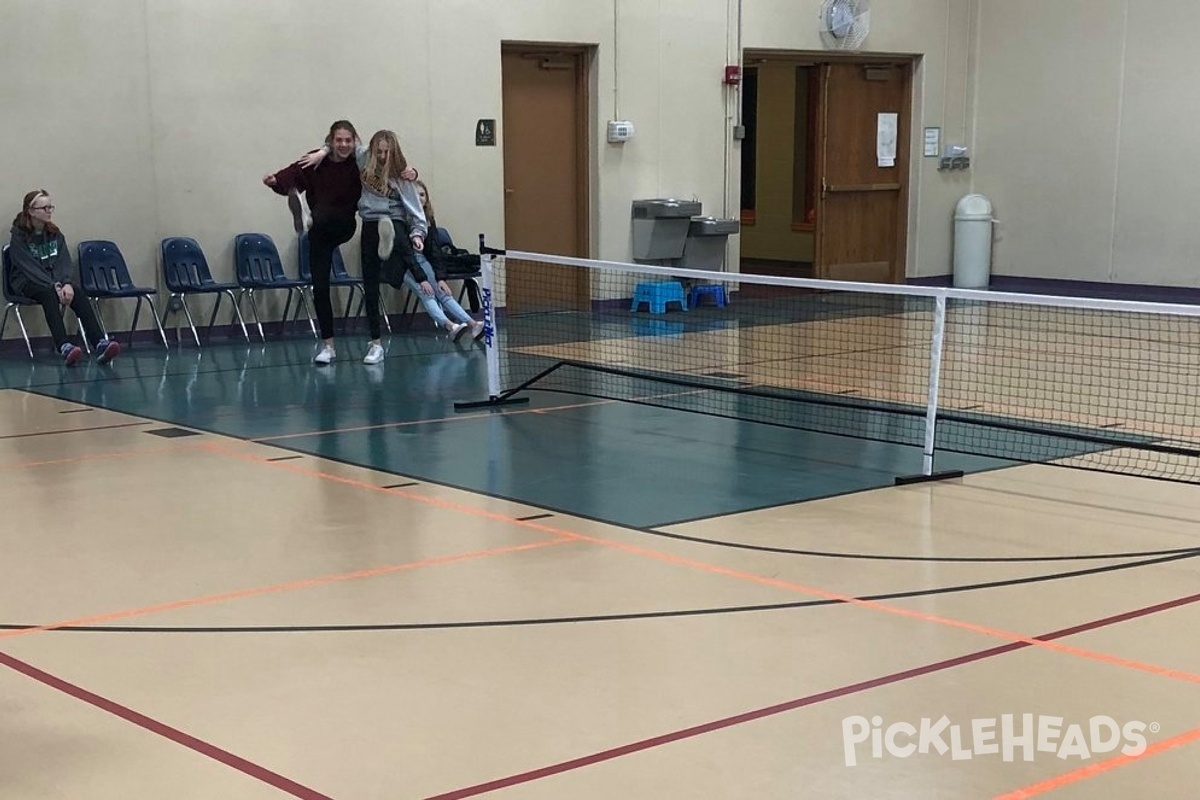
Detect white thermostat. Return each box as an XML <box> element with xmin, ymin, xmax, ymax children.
<box><xmin>607</xmin><ymin>120</ymin><xmax>635</xmax><ymax>143</ymax></box>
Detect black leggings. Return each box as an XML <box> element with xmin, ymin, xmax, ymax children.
<box><xmin>308</xmin><ymin>217</ymin><xmax>357</xmax><ymax>340</ymax></box>
<box><xmin>360</xmin><ymin>219</ymin><xmax>420</xmax><ymax>341</ymax></box>
<box><xmin>14</xmin><ymin>277</ymin><xmax>106</xmax><ymax>350</ymax></box>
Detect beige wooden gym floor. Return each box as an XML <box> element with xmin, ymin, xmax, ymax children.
<box><xmin>2</xmin><ymin>382</ymin><xmax>1199</xmax><ymax>800</ymax></box>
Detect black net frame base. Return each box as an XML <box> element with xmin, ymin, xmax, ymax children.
<box><xmin>453</xmin><ymin>395</ymin><xmax>531</xmax><ymax>411</ymax></box>
<box><xmin>894</xmin><ymin>470</ymin><xmax>966</xmax><ymax>486</ymax></box>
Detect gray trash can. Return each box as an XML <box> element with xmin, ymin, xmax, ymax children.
<box><xmin>681</xmin><ymin>216</ymin><xmax>740</xmax><ymax>271</ymax></box>
<box><xmin>632</xmin><ymin>199</ymin><xmax>702</xmax><ymax>260</ymax></box>
<box><xmin>952</xmin><ymin>194</ymin><xmax>994</xmax><ymax>289</ymax></box>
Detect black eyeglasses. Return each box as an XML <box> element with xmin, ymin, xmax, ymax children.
<box><xmin>30</xmin><ymin>205</ymin><xmax>54</xmax><ymax>213</ymax></box>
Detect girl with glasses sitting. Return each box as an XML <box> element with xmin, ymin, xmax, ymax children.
<box><xmin>7</xmin><ymin>190</ymin><xmax>120</xmax><ymax>365</ymax></box>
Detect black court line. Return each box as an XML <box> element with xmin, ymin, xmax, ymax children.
<box><xmin>4</xmin><ymin>549</ymin><xmax>1191</xmax><ymax>635</ymax></box>
<box><xmin>0</xmin><ymin>421</ymin><xmax>154</xmax><ymax>441</ymax></box>
<box><xmin>632</xmin><ymin>527</ymin><xmax>1200</xmax><ymax>563</ymax></box>
<box><xmin>945</xmin><ymin>481</ymin><xmax>1200</xmax><ymax>527</ymax></box>
<box><xmin>382</xmin><ymin>482</ymin><xmax>420</xmax><ymax>489</ymax></box>
<box><xmin>516</xmin><ymin>513</ymin><xmax>554</xmax><ymax>521</ymax></box>
<box><xmin>426</xmin><ymin>588</ymin><xmax>1200</xmax><ymax>799</ymax></box>
<box><xmin>57</xmin><ymin>409</ymin><xmax>94</xmax><ymax>414</ymax></box>
<box><xmin>266</xmin><ymin>455</ymin><xmax>304</xmax><ymax>462</ymax></box>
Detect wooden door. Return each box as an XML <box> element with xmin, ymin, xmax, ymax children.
<box><xmin>815</xmin><ymin>62</ymin><xmax>911</xmax><ymax>282</ymax></box>
<box><xmin>500</xmin><ymin>47</ymin><xmax>590</xmax><ymax>312</ymax></box>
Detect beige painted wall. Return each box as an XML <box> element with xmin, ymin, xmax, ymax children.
<box><xmin>974</xmin><ymin>0</ymin><xmax>1200</xmax><ymax>286</ymax></box>
<box><xmin>1</xmin><ymin>0</ymin><xmax>982</xmax><ymax>340</ymax></box>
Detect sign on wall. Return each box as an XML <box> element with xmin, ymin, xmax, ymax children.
<box><xmin>476</xmin><ymin>119</ymin><xmax>496</xmax><ymax>146</ymax></box>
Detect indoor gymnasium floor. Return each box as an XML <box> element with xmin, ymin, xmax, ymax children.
<box><xmin>2</xmin><ymin>335</ymin><xmax>1199</xmax><ymax>799</ymax></box>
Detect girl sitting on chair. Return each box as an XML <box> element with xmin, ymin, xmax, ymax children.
<box><xmin>7</xmin><ymin>190</ymin><xmax>120</xmax><ymax>365</ymax></box>
<box><xmin>405</xmin><ymin>179</ymin><xmax>483</xmax><ymax>342</ymax></box>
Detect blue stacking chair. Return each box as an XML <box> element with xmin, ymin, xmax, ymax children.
<box><xmin>77</xmin><ymin>239</ymin><xmax>168</xmax><ymax>349</ymax></box>
<box><xmin>160</xmin><ymin>237</ymin><xmax>249</xmax><ymax>346</ymax></box>
<box><xmin>1</xmin><ymin>245</ymin><xmax>38</xmax><ymax>358</ymax></box>
<box><xmin>233</xmin><ymin>233</ymin><xmax>315</xmax><ymax>341</ymax></box>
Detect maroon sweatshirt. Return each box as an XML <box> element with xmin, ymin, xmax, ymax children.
<box><xmin>269</xmin><ymin>155</ymin><xmax>360</xmax><ymax>227</ymax></box>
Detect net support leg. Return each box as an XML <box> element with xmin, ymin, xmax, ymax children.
<box><xmin>896</xmin><ymin>294</ymin><xmax>963</xmax><ymax>485</ymax></box>
<box><xmin>454</xmin><ymin>252</ymin><xmax>530</xmax><ymax>411</ymax></box>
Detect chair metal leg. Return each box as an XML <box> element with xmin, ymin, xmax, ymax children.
<box><xmin>383</xmin><ymin>292</ymin><xmax>392</xmax><ymax>334</ymax></box>
<box><xmin>280</xmin><ymin>290</ymin><xmax>294</xmax><ymax>333</ymax></box>
<box><xmin>398</xmin><ymin>286</ymin><xmax>418</xmax><ymax>329</ymax></box>
<box><xmin>93</xmin><ymin>300</ymin><xmax>111</xmax><ymax>339</ymax></box>
<box><xmin>127</xmin><ymin>296</ymin><xmax>144</xmax><ymax>346</ymax></box>
<box><xmin>16</xmin><ymin>308</ymin><xmax>33</xmax><ymax>358</ymax></box>
<box><xmin>76</xmin><ymin>314</ymin><xmax>91</xmax><ymax>353</ymax></box>
<box><xmin>1</xmin><ymin>304</ymin><xmax>34</xmax><ymax>358</ymax></box>
<box><xmin>180</xmin><ymin>296</ymin><xmax>202</xmax><ymax>347</ymax></box>
<box><xmin>355</xmin><ymin>288</ymin><xmax>392</xmax><ymax>334</ymax></box>
<box><xmin>223</xmin><ymin>290</ymin><xmax>250</xmax><ymax>342</ymax></box>
<box><xmin>294</xmin><ymin>288</ymin><xmax>317</xmax><ymax>338</ymax></box>
<box><xmin>242</xmin><ymin>289</ymin><xmax>266</xmax><ymax>341</ymax></box>
<box><xmin>142</xmin><ymin>296</ymin><xmax>168</xmax><ymax>349</ymax></box>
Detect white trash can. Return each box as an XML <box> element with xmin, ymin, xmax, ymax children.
<box><xmin>952</xmin><ymin>194</ymin><xmax>995</xmax><ymax>289</ymax></box>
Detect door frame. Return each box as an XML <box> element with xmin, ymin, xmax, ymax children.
<box><xmin>742</xmin><ymin>50</ymin><xmax>917</xmax><ymax>283</ymax></box>
<box><xmin>500</xmin><ymin>42</ymin><xmax>592</xmax><ymax>260</ymax></box>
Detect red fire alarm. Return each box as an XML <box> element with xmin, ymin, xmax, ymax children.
<box><xmin>723</xmin><ymin>65</ymin><xmax>741</xmax><ymax>85</ymax></box>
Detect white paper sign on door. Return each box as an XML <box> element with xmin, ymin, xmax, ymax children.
<box><xmin>877</xmin><ymin>113</ymin><xmax>898</xmax><ymax>167</ymax></box>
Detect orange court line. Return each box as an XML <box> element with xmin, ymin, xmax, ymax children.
<box><xmin>210</xmin><ymin>440</ymin><xmax>1200</xmax><ymax>691</ymax></box>
<box><xmin>8</xmin><ymin>425</ymin><xmax>1189</xmax><ymax>699</ymax></box>
<box><xmin>0</xmin><ymin>537</ymin><xmax>568</xmax><ymax>640</ymax></box>
<box><xmin>551</xmin><ymin>526</ymin><xmax>1200</xmax><ymax>688</ymax></box>
<box><xmin>0</xmin><ymin>435</ymin><xmax>587</xmax><ymax>639</ymax></box>
<box><xmin>993</xmin><ymin>725</ymin><xmax>1200</xmax><ymax>799</ymax></box>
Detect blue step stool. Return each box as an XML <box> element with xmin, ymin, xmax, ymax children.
<box><xmin>688</xmin><ymin>283</ymin><xmax>728</xmax><ymax>309</ymax></box>
<box><xmin>630</xmin><ymin>281</ymin><xmax>688</xmax><ymax>314</ymax></box>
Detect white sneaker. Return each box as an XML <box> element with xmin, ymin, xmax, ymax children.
<box><xmin>377</xmin><ymin>217</ymin><xmax>395</xmax><ymax>260</ymax></box>
<box><xmin>363</xmin><ymin>342</ymin><xmax>385</xmax><ymax>365</ymax></box>
<box><xmin>449</xmin><ymin>322</ymin><xmax>469</xmax><ymax>341</ymax></box>
<box><xmin>313</xmin><ymin>344</ymin><xmax>336</xmax><ymax>364</ymax></box>
<box><xmin>470</xmin><ymin>320</ymin><xmax>486</xmax><ymax>341</ymax></box>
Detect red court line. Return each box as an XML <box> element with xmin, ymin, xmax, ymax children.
<box><xmin>425</xmin><ymin>591</ymin><xmax>1200</xmax><ymax>799</ymax></box>
<box><xmin>0</xmin><ymin>650</ymin><xmax>333</xmax><ymax>800</ymax></box>
<box><xmin>993</xmin><ymin>725</ymin><xmax>1200</xmax><ymax>799</ymax></box>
